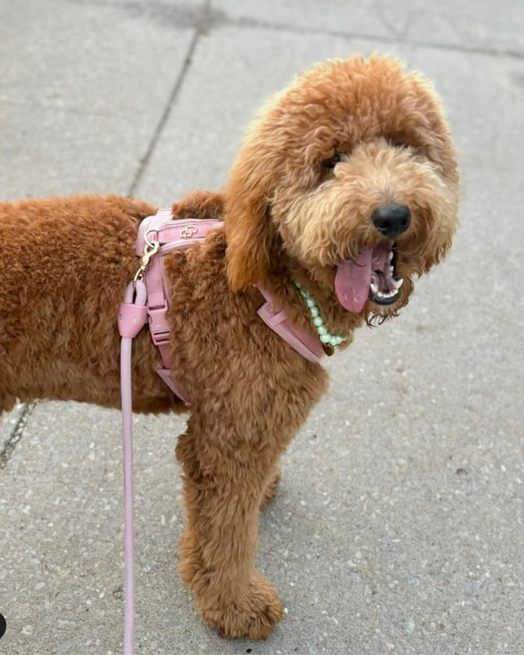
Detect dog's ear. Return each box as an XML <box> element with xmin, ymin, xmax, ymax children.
<box><xmin>171</xmin><ymin>190</ymin><xmax>224</xmax><ymax>220</ymax></box>
<box><xmin>224</xmin><ymin>145</ymin><xmax>277</xmax><ymax>292</ymax></box>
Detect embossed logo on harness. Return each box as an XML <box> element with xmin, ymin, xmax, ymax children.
<box><xmin>180</xmin><ymin>225</ymin><xmax>197</xmax><ymax>239</ymax></box>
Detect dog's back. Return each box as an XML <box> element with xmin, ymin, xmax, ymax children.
<box><xmin>0</xmin><ymin>195</ymin><xmax>164</xmax><ymax>413</ymax></box>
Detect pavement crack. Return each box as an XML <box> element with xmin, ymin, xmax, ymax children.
<box><xmin>209</xmin><ymin>13</ymin><xmax>524</xmax><ymax>61</ymax></box>
<box><xmin>128</xmin><ymin>0</ymin><xmax>212</xmax><ymax>197</ymax></box>
<box><xmin>0</xmin><ymin>402</ymin><xmax>36</xmax><ymax>471</ymax></box>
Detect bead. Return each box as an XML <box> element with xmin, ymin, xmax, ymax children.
<box><xmin>293</xmin><ymin>279</ymin><xmax>347</xmax><ymax>353</ymax></box>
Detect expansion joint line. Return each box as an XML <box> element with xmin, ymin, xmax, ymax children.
<box><xmin>0</xmin><ymin>402</ymin><xmax>36</xmax><ymax>471</ymax></box>
<box><xmin>128</xmin><ymin>0</ymin><xmax>212</xmax><ymax>197</ymax></box>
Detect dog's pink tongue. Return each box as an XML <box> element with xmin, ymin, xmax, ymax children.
<box><xmin>335</xmin><ymin>248</ymin><xmax>373</xmax><ymax>312</ymax></box>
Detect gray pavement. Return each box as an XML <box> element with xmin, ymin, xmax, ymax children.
<box><xmin>1</xmin><ymin>1</ymin><xmax>523</xmax><ymax>654</ymax></box>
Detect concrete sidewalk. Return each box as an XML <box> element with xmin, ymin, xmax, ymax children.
<box><xmin>1</xmin><ymin>1</ymin><xmax>523</xmax><ymax>654</ymax></box>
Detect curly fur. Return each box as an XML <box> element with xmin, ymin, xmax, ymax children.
<box><xmin>0</xmin><ymin>55</ymin><xmax>458</xmax><ymax>638</ymax></box>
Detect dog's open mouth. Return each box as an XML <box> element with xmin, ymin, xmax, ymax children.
<box><xmin>334</xmin><ymin>243</ymin><xmax>403</xmax><ymax>313</ymax></box>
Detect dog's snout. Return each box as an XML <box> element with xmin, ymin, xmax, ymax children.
<box><xmin>372</xmin><ymin>203</ymin><xmax>411</xmax><ymax>238</ymax></box>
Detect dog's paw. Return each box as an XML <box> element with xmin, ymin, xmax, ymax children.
<box><xmin>199</xmin><ymin>570</ymin><xmax>283</xmax><ymax>639</ymax></box>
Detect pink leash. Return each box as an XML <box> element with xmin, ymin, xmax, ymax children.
<box><xmin>118</xmin><ymin>280</ymin><xmax>148</xmax><ymax>655</ymax></box>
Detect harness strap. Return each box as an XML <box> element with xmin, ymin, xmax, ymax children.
<box><xmin>257</xmin><ymin>286</ymin><xmax>324</xmax><ymax>364</ymax></box>
<box><xmin>138</xmin><ymin>211</ymin><xmax>223</xmax><ymax>406</ymax></box>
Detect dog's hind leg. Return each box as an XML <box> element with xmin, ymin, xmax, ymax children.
<box><xmin>176</xmin><ymin>410</ymin><xmax>284</xmax><ymax>639</ymax></box>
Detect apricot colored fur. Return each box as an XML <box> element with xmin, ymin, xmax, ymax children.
<box><xmin>0</xmin><ymin>55</ymin><xmax>458</xmax><ymax>638</ymax></box>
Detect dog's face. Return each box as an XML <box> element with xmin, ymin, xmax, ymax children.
<box><xmin>225</xmin><ymin>55</ymin><xmax>459</xmax><ymax>322</ymax></box>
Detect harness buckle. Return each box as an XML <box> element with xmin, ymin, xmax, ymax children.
<box><xmin>151</xmin><ymin>329</ymin><xmax>170</xmax><ymax>346</ymax></box>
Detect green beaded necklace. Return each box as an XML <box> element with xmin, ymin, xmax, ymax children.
<box><xmin>295</xmin><ymin>282</ymin><xmax>346</xmax><ymax>353</ymax></box>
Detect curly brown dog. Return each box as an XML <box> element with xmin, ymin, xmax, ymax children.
<box><xmin>0</xmin><ymin>55</ymin><xmax>459</xmax><ymax>638</ymax></box>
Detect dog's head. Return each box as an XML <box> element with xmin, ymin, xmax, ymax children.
<box><xmin>225</xmin><ymin>55</ymin><xmax>459</xmax><ymax>322</ymax></box>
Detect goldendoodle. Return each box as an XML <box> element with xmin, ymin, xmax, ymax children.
<box><xmin>0</xmin><ymin>54</ymin><xmax>459</xmax><ymax>639</ymax></box>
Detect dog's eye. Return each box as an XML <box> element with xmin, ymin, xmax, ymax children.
<box><xmin>390</xmin><ymin>138</ymin><xmax>409</xmax><ymax>150</ymax></box>
<box><xmin>322</xmin><ymin>153</ymin><xmax>343</xmax><ymax>170</ymax></box>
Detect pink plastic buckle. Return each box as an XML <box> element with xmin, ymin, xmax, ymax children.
<box><xmin>151</xmin><ymin>330</ymin><xmax>170</xmax><ymax>346</ymax></box>
<box><xmin>148</xmin><ymin>303</ymin><xmax>171</xmax><ymax>345</ymax></box>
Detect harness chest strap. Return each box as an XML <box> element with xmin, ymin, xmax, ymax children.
<box><xmin>257</xmin><ymin>286</ymin><xmax>324</xmax><ymax>364</ymax></box>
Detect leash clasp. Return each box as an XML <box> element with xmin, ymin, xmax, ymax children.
<box><xmin>134</xmin><ymin>240</ymin><xmax>159</xmax><ymax>282</ymax></box>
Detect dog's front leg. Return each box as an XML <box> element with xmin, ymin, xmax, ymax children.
<box><xmin>176</xmin><ymin>410</ymin><xmax>284</xmax><ymax>639</ymax></box>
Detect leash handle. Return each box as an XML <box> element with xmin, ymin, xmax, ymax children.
<box><xmin>118</xmin><ymin>280</ymin><xmax>148</xmax><ymax>655</ymax></box>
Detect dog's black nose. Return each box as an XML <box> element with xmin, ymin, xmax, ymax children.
<box><xmin>372</xmin><ymin>203</ymin><xmax>411</xmax><ymax>238</ymax></box>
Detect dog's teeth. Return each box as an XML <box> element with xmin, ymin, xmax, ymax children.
<box><xmin>388</xmin><ymin>251</ymin><xmax>394</xmax><ymax>262</ymax></box>
<box><xmin>389</xmin><ymin>265</ymin><xmax>394</xmax><ymax>276</ymax></box>
<box><xmin>376</xmin><ymin>288</ymin><xmax>399</xmax><ymax>300</ymax></box>
<box><xmin>393</xmin><ymin>278</ymin><xmax>404</xmax><ymax>290</ymax></box>
<box><xmin>370</xmin><ymin>282</ymin><xmax>378</xmax><ymax>294</ymax></box>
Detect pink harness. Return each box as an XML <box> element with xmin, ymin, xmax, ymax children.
<box><xmin>116</xmin><ymin>209</ymin><xmax>325</xmax><ymax>654</ymax></box>
<box><xmin>120</xmin><ymin>209</ymin><xmax>324</xmax><ymax>401</ymax></box>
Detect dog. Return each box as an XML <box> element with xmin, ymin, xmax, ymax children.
<box><xmin>0</xmin><ymin>54</ymin><xmax>459</xmax><ymax>639</ymax></box>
